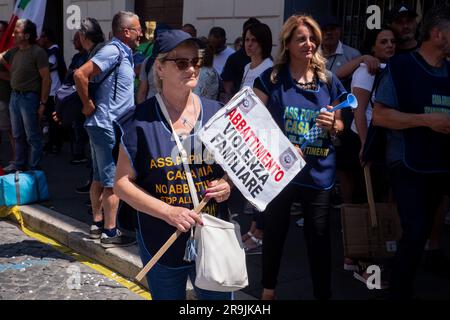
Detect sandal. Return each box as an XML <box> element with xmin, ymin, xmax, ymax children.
<box><xmin>241</xmin><ymin>231</ymin><xmax>254</xmax><ymax>243</ymax></box>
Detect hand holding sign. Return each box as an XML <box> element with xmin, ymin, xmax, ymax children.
<box><xmin>135</xmin><ymin>87</ymin><xmax>306</xmax><ymax>282</ymax></box>
<box><xmin>198</xmin><ymin>87</ymin><xmax>306</xmax><ymax>211</ymax></box>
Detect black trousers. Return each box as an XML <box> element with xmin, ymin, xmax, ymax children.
<box><xmin>388</xmin><ymin>164</ymin><xmax>450</xmax><ymax>299</ymax></box>
<box><xmin>45</xmin><ymin>97</ymin><xmax>63</xmax><ymax>151</ymax></box>
<box><xmin>72</xmin><ymin>113</ymin><xmax>88</xmax><ymax>157</ymax></box>
<box><xmin>262</xmin><ymin>184</ymin><xmax>332</xmax><ymax>300</ymax></box>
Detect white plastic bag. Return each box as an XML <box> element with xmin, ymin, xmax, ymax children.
<box><xmin>194</xmin><ymin>213</ymin><xmax>248</xmax><ymax>292</ymax></box>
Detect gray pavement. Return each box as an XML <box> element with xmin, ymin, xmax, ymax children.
<box><xmin>0</xmin><ymin>220</ymin><xmax>144</xmax><ymax>300</ymax></box>
<box><xmin>1</xmin><ymin>136</ymin><xmax>450</xmax><ymax>300</ymax></box>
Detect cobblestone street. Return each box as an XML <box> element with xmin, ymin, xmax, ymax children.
<box><xmin>0</xmin><ymin>220</ymin><xmax>145</xmax><ymax>300</ymax></box>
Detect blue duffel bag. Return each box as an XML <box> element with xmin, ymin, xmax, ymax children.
<box><xmin>0</xmin><ymin>171</ymin><xmax>50</xmax><ymax>206</ymax></box>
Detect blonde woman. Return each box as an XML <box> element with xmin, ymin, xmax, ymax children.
<box><xmin>113</xmin><ymin>30</ymin><xmax>233</xmax><ymax>300</ymax></box>
<box><xmin>253</xmin><ymin>15</ymin><xmax>346</xmax><ymax>300</ymax></box>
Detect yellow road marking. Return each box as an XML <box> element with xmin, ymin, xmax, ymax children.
<box><xmin>0</xmin><ymin>206</ymin><xmax>151</xmax><ymax>300</ymax></box>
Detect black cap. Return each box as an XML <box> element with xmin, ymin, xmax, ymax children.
<box><xmin>155</xmin><ymin>29</ymin><xmax>202</xmax><ymax>54</ymax></box>
<box><xmin>387</xmin><ymin>4</ymin><xmax>418</xmax><ymax>24</ymax></box>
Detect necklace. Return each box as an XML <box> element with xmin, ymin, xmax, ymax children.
<box><xmin>181</xmin><ymin>117</ymin><xmax>195</xmax><ymax>128</ymax></box>
<box><xmin>294</xmin><ymin>73</ymin><xmax>318</xmax><ymax>90</ymax></box>
<box><xmin>162</xmin><ymin>94</ymin><xmax>198</xmax><ymax>129</ymax></box>
<box><xmin>181</xmin><ymin>95</ymin><xmax>198</xmax><ymax>129</ymax></box>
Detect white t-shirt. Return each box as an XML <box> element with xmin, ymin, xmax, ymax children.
<box><xmin>139</xmin><ymin>57</ymin><xmax>157</xmax><ymax>99</ymax></box>
<box><xmin>350</xmin><ymin>63</ymin><xmax>386</xmax><ymax>134</ymax></box>
<box><xmin>48</xmin><ymin>45</ymin><xmax>62</xmax><ymax>96</ymax></box>
<box><xmin>213</xmin><ymin>47</ymin><xmax>235</xmax><ymax>76</ymax></box>
<box><xmin>241</xmin><ymin>58</ymin><xmax>273</xmax><ymax>89</ymax></box>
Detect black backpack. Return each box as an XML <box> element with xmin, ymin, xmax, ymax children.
<box><xmin>55</xmin><ymin>43</ymin><xmax>123</xmax><ymax>128</ymax></box>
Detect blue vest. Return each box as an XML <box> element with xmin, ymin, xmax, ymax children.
<box><xmin>389</xmin><ymin>52</ymin><xmax>450</xmax><ymax>173</ymax></box>
<box><xmin>257</xmin><ymin>66</ymin><xmax>346</xmax><ymax>189</ymax></box>
<box><xmin>115</xmin><ymin>96</ymin><xmax>227</xmax><ymax>267</ymax></box>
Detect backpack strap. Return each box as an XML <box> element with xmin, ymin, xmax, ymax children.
<box><xmin>368</xmin><ymin>69</ymin><xmax>384</xmax><ymax>109</ymax></box>
<box><xmin>94</xmin><ymin>42</ymin><xmax>124</xmax><ymax>101</ymax></box>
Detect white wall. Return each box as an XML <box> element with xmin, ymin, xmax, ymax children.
<box><xmin>63</xmin><ymin>0</ymin><xmax>134</xmax><ymax>65</ymax></box>
<box><xmin>0</xmin><ymin>0</ymin><xmax>15</xmax><ymax>22</ymax></box>
<box><xmin>183</xmin><ymin>0</ymin><xmax>285</xmax><ymax>54</ymax></box>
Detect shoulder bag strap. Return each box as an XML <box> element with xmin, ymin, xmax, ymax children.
<box><xmin>155</xmin><ymin>93</ymin><xmax>200</xmax><ymax>207</ymax></box>
<box><xmin>94</xmin><ymin>43</ymin><xmax>123</xmax><ymax>100</ymax></box>
<box><xmin>368</xmin><ymin>71</ymin><xmax>383</xmax><ymax>109</ymax></box>
<box><xmin>14</xmin><ymin>171</ymin><xmax>21</xmax><ymax>205</ymax></box>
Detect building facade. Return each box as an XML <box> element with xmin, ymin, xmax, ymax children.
<box><xmin>1</xmin><ymin>0</ymin><xmax>449</xmax><ymax>65</ymax></box>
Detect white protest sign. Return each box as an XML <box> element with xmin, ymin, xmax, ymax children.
<box><xmin>198</xmin><ymin>87</ymin><xmax>306</xmax><ymax>211</ymax></box>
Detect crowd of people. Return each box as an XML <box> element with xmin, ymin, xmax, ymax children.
<box><xmin>0</xmin><ymin>3</ymin><xmax>449</xmax><ymax>300</ymax></box>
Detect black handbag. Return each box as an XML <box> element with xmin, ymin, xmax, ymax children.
<box><xmin>55</xmin><ymin>43</ymin><xmax>123</xmax><ymax>128</ymax></box>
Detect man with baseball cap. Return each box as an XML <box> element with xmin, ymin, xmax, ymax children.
<box><xmin>373</xmin><ymin>5</ymin><xmax>450</xmax><ymax>299</ymax></box>
<box><xmin>387</xmin><ymin>4</ymin><xmax>419</xmax><ymax>54</ymax></box>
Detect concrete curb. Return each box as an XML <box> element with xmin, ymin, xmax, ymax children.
<box><xmin>19</xmin><ymin>204</ymin><xmax>147</xmax><ymax>288</ymax></box>
<box><xmin>17</xmin><ymin>204</ymin><xmax>256</xmax><ymax>300</ymax></box>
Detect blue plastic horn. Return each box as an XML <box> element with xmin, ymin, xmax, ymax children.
<box><xmin>301</xmin><ymin>93</ymin><xmax>358</xmax><ymax>149</ymax></box>
<box><xmin>328</xmin><ymin>93</ymin><xmax>358</xmax><ymax>112</ymax></box>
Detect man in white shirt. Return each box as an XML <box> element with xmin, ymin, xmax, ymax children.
<box><xmin>208</xmin><ymin>27</ymin><xmax>235</xmax><ymax>75</ymax></box>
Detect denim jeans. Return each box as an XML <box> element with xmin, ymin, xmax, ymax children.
<box><xmin>85</xmin><ymin>126</ymin><xmax>116</xmax><ymax>188</ymax></box>
<box><xmin>9</xmin><ymin>91</ymin><xmax>43</xmax><ymax>169</ymax></box>
<box><xmin>136</xmin><ymin>230</ymin><xmax>233</xmax><ymax>300</ymax></box>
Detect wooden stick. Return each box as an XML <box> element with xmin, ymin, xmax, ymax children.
<box><xmin>135</xmin><ymin>196</ymin><xmax>211</xmax><ymax>282</ymax></box>
<box><xmin>363</xmin><ymin>165</ymin><xmax>378</xmax><ymax>228</ymax></box>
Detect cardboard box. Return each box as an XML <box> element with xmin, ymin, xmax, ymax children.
<box><xmin>341</xmin><ymin>203</ymin><xmax>402</xmax><ymax>259</ymax></box>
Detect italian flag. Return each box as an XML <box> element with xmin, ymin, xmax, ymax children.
<box><xmin>0</xmin><ymin>0</ymin><xmax>47</xmax><ymax>52</ymax></box>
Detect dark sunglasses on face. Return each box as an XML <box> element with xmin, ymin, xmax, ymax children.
<box><xmin>164</xmin><ymin>57</ymin><xmax>203</xmax><ymax>71</ymax></box>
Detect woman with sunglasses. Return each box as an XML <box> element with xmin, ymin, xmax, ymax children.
<box><xmin>253</xmin><ymin>15</ymin><xmax>346</xmax><ymax>300</ymax></box>
<box><xmin>113</xmin><ymin>30</ymin><xmax>233</xmax><ymax>300</ymax></box>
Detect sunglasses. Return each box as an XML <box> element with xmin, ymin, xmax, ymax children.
<box><xmin>164</xmin><ymin>57</ymin><xmax>203</xmax><ymax>71</ymax></box>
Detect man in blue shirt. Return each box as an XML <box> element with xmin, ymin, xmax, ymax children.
<box><xmin>373</xmin><ymin>6</ymin><xmax>450</xmax><ymax>299</ymax></box>
<box><xmin>74</xmin><ymin>11</ymin><xmax>141</xmax><ymax>247</ymax></box>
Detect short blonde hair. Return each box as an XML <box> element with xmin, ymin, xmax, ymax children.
<box><xmin>271</xmin><ymin>14</ymin><xmax>328</xmax><ymax>84</ymax></box>
<box><xmin>153</xmin><ymin>52</ymin><xmax>170</xmax><ymax>93</ymax></box>
<box><xmin>153</xmin><ymin>41</ymin><xmax>204</xmax><ymax>93</ymax></box>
